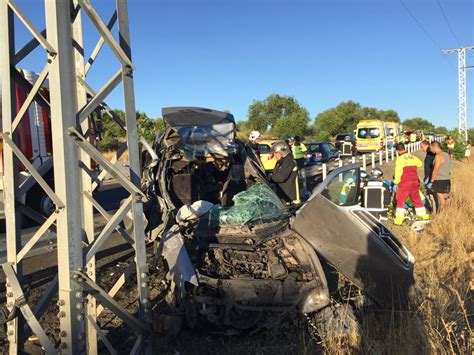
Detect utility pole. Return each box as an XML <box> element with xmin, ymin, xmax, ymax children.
<box><xmin>443</xmin><ymin>46</ymin><xmax>474</xmax><ymax>142</ymax></box>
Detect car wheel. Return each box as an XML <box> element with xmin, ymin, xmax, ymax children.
<box><xmin>312</xmin><ymin>302</ymin><xmax>359</xmax><ymax>343</ymax></box>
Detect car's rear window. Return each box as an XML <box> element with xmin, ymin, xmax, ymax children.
<box><xmin>357</xmin><ymin>127</ymin><xmax>380</xmax><ymax>138</ymax></box>
<box><xmin>307</xmin><ymin>144</ymin><xmax>321</xmax><ymax>153</ymax></box>
<box><xmin>257</xmin><ymin>144</ymin><xmax>272</xmax><ymax>154</ymax></box>
<box><xmin>324</xmin><ymin>143</ymin><xmax>338</xmax><ymax>152</ymax></box>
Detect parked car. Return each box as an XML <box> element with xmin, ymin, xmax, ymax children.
<box><xmin>257</xmin><ymin>139</ymin><xmax>278</xmax><ymax>171</ymax></box>
<box><xmin>425</xmin><ymin>132</ymin><xmax>436</xmax><ymax>142</ymax></box>
<box><xmin>305</xmin><ymin>141</ymin><xmax>340</xmax><ymax>165</ymax></box>
<box><xmin>334</xmin><ymin>133</ymin><xmax>356</xmax><ymax>151</ymax></box>
<box><xmin>141</xmin><ymin>107</ymin><xmax>416</xmax><ymax>337</ymax></box>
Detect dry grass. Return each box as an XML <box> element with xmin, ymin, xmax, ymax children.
<box><xmin>323</xmin><ymin>157</ymin><xmax>473</xmax><ymax>354</ymax></box>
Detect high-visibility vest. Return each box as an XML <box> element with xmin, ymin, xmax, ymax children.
<box><xmin>292</xmin><ymin>143</ymin><xmax>306</xmax><ymax>160</ymax></box>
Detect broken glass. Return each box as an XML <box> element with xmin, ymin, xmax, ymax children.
<box><xmin>209</xmin><ymin>183</ymin><xmax>286</xmax><ymax>226</ymax></box>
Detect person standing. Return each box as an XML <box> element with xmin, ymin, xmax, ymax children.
<box><xmin>430</xmin><ymin>141</ymin><xmax>451</xmax><ymax>206</ymax></box>
<box><xmin>393</xmin><ymin>142</ymin><xmax>430</xmax><ymax>225</ymax></box>
<box><xmin>446</xmin><ymin>136</ymin><xmax>455</xmax><ymax>157</ymax></box>
<box><xmin>290</xmin><ymin>135</ymin><xmax>308</xmax><ymax>195</ymax></box>
<box><xmin>270</xmin><ymin>141</ymin><xmax>300</xmax><ymax>204</ymax></box>
<box><xmin>248</xmin><ymin>131</ymin><xmax>261</xmax><ymax>151</ymax></box>
<box><xmin>464</xmin><ymin>143</ymin><xmax>471</xmax><ymax>163</ymax></box>
<box><xmin>420</xmin><ymin>140</ymin><xmax>435</xmax><ymax>186</ymax></box>
<box><xmin>247</xmin><ymin>130</ymin><xmax>262</xmax><ymax>160</ymax></box>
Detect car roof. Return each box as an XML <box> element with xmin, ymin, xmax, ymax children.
<box><xmin>258</xmin><ymin>139</ymin><xmax>278</xmax><ymax>145</ymax></box>
<box><xmin>304</xmin><ymin>141</ymin><xmax>332</xmax><ymax>145</ymax></box>
<box><xmin>162</xmin><ymin>107</ymin><xmax>235</xmax><ymax>126</ymax></box>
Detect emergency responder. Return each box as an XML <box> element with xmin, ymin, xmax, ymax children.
<box><xmin>420</xmin><ymin>140</ymin><xmax>435</xmax><ymax>187</ymax></box>
<box><xmin>430</xmin><ymin>141</ymin><xmax>451</xmax><ymax>206</ymax></box>
<box><xmin>393</xmin><ymin>142</ymin><xmax>429</xmax><ymax>225</ymax></box>
<box><xmin>270</xmin><ymin>141</ymin><xmax>300</xmax><ymax>204</ymax></box>
<box><xmin>446</xmin><ymin>136</ymin><xmax>455</xmax><ymax>157</ymax></box>
<box><xmin>249</xmin><ymin>131</ymin><xmax>261</xmax><ymax>150</ymax></box>
<box><xmin>248</xmin><ymin>130</ymin><xmax>261</xmax><ymax>158</ymax></box>
<box><xmin>290</xmin><ymin>135</ymin><xmax>308</xmax><ymax>196</ymax></box>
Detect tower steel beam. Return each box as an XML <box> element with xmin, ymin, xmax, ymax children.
<box><xmin>44</xmin><ymin>0</ymin><xmax>87</xmax><ymax>352</ymax></box>
<box><xmin>0</xmin><ymin>2</ymin><xmax>24</xmax><ymax>351</ymax></box>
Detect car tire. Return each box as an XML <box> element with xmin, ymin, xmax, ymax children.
<box><xmin>313</xmin><ymin>302</ymin><xmax>359</xmax><ymax>343</ymax></box>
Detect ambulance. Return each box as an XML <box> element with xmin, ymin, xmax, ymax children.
<box><xmin>355</xmin><ymin>120</ymin><xmax>387</xmax><ymax>152</ymax></box>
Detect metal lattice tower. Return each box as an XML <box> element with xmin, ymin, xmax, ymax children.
<box><xmin>1</xmin><ymin>0</ymin><xmax>152</xmax><ymax>353</ymax></box>
<box><xmin>443</xmin><ymin>46</ymin><xmax>474</xmax><ymax>142</ymax></box>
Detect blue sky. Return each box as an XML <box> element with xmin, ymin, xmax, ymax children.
<box><xmin>13</xmin><ymin>0</ymin><xmax>474</xmax><ymax>128</ymax></box>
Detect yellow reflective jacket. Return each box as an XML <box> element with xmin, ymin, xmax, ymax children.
<box><xmin>394</xmin><ymin>152</ymin><xmax>422</xmax><ymax>185</ymax></box>
<box><xmin>292</xmin><ymin>143</ymin><xmax>307</xmax><ymax>160</ymax></box>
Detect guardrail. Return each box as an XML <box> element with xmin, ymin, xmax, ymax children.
<box><xmin>306</xmin><ymin>135</ymin><xmax>446</xmax><ymax>182</ymax></box>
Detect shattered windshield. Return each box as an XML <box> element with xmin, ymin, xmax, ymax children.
<box><xmin>209</xmin><ymin>183</ymin><xmax>286</xmax><ymax>226</ymax></box>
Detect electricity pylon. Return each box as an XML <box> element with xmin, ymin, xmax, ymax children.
<box><xmin>443</xmin><ymin>46</ymin><xmax>474</xmax><ymax>142</ymax></box>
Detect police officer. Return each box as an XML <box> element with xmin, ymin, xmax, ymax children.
<box><xmin>290</xmin><ymin>136</ymin><xmax>308</xmax><ymax>195</ymax></box>
<box><xmin>270</xmin><ymin>141</ymin><xmax>300</xmax><ymax>204</ymax></box>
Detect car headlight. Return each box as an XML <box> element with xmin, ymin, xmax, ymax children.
<box><xmin>299</xmin><ymin>289</ymin><xmax>330</xmax><ymax>314</ymax></box>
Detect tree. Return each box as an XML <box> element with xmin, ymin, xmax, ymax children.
<box><xmin>313</xmin><ymin>101</ymin><xmax>364</xmax><ymax>137</ymax></box>
<box><xmin>378</xmin><ymin>109</ymin><xmax>400</xmax><ymax>122</ymax></box>
<box><xmin>433</xmin><ymin>126</ymin><xmax>449</xmax><ymax>135</ymax></box>
<box><xmin>272</xmin><ymin>110</ymin><xmax>310</xmax><ymax>138</ymax></box>
<box><xmin>99</xmin><ymin>109</ymin><xmax>161</xmax><ymax>151</ymax></box>
<box><xmin>247</xmin><ymin>94</ymin><xmax>308</xmax><ymax>133</ymax></box>
<box><xmin>137</xmin><ymin>111</ymin><xmax>158</xmax><ymax>143</ymax></box>
<box><xmin>402</xmin><ymin>117</ymin><xmax>435</xmax><ymax>132</ymax></box>
<box><xmin>100</xmin><ymin>110</ymin><xmax>126</xmax><ymax>151</ymax></box>
<box><xmin>468</xmin><ymin>128</ymin><xmax>474</xmax><ymax>144</ymax></box>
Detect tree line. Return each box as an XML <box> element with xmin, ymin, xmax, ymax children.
<box><xmin>98</xmin><ymin>94</ymin><xmax>472</xmax><ymax>151</ymax></box>
<box><xmin>240</xmin><ymin>94</ymin><xmax>453</xmax><ymax>141</ymax></box>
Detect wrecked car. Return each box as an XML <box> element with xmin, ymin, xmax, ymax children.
<box><xmin>141</xmin><ymin>107</ymin><xmax>415</xmax><ymax>334</ymax></box>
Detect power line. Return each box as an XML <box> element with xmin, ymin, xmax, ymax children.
<box><xmin>399</xmin><ymin>0</ymin><xmax>456</xmax><ymax>71</ymax></box>
<box><xmin>399</xmin><ymin>0</ymin><xmax>443</xmax><ymax>51</ymax></box>
<box><xmin>436</xmin><ymin>0</ymin><xmax>462</xmax><ymax>47</ymax></box>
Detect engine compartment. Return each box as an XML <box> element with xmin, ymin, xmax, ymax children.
<box><xmin>180</xmin><ymin>232</ymin><xmax>327</xmax><ymax>328</ymax></box>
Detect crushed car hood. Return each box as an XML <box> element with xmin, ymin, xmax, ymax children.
<box><xmin>162</xmin><ymin>107</ymin><xmax>237</xmax><ymax>159</ymax></box>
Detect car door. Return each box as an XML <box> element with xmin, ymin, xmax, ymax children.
<box><xmin>291</xmin><ymin>164</ymin><xmax>415</xmax><ymax>306</ymax></box>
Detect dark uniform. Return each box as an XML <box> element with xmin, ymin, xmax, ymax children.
<box><xmin>271</xmin><ymin>153</ymin><xmax>299</xmax><ymax>203</ymax></box>
<box><xmin>424</xmin><ymin>148</ymin><xmax>435</xmax><ymax>183</ymax></box>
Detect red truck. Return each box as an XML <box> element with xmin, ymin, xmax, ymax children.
<box><xmin>1</xmin><ymin>69</ymin><xmax>57</xmax><ymax>219</ymax></box>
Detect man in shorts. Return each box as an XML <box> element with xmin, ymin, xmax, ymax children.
<box><xmin>430</xmin><ymin>141</ymin><xmax>451</xmax><ymax>206</ymax></box>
